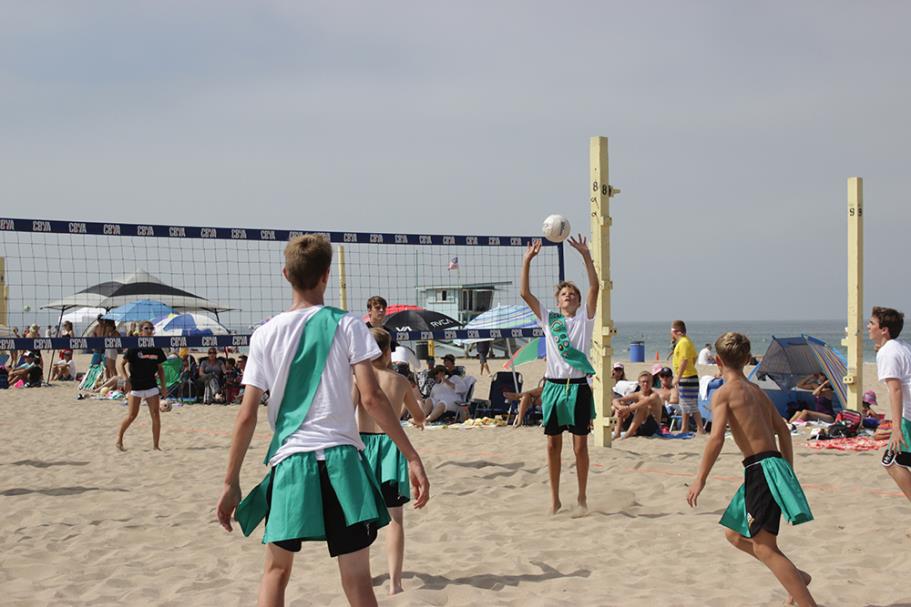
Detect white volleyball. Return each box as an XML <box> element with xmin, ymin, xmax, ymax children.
<box><xmin>542</xmin><ymin>214</ymin><xmax>571</xmax><ymax>243</ymax></box>
<box><xmin>22</xmin><ymin>304</ymin><xmax>31</xmax><ymax>312</ymax></box>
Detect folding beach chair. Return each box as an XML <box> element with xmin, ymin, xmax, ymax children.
<box><xmin>78</xmin><ymin>364</ymin><xmax>104</xmax><ymax>394</ymax></box>
<box><xmin>471</xmin><ymin>371</ymin><xmax>522</xmax><ymax>418</ymax></box>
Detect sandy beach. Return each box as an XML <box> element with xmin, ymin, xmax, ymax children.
<box><xmin>1</xmin><ymin>358</ymin><xmax>909</xmax><ymax>607</ymax></box>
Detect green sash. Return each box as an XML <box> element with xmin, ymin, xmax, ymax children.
<box><xmin>235</xmin><ymin>306</ymin><xmax>347</xmax><ymax>537</ymax></box>
<box><xmin>548</xmin><ymin>311</ymin><xmax>595</xmax><ymax>375</ymax></box>
<box><xmin>542</xmin><ymin>312</ymin><xmax>596</xmax><ymax>426</ymax></box>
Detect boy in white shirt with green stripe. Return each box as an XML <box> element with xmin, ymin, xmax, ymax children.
<box><xmin>216</xmin><ymin>235</ymin><xmax>429</xmax><ymax>607</ymax></box>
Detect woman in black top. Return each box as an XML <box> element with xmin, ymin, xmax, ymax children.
<box><xmin>116</xmin><ymin>321</ymin><xmax>167</xmax><ymax>451</ymax></box>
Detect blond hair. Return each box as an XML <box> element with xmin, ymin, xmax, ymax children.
<box><xmin>714</xmin><ymin>332</ymin><xmax>751</xmax><ymax>368</ymax></box>
<box><xmin>284</xmin><ymin>234</ymin><xmax>332</xmax><ymax>292</ymax></box>
<box><xmin>370</xmin><ymin>327</ymin><xmax>391</xmax><ymax>353</ymax></box>
<box><xmin>554</xmin><ymin>281</ymin><xmax>581</xmax><ymax>300</ymax></box>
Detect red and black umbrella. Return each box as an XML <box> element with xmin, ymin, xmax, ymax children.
<box><xmin>383</xmin><ymin>309</ymin><xmax>461</xmax><ymax>333</ymax></box>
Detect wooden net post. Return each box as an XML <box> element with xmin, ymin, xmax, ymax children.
<box><xmin>841</xmin><ymin>177</ymin><xmax>864</xmax><ymax>411</ymax></box>
<box><xmin>590</xmin><ymin>137</ymin><xmax>619</xmax><ymax>447</ymax></box>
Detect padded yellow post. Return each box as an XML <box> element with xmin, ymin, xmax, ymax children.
<box><xmin>841</xmin><ymin>177</ymin><xmax>864</xmax><ymax>411</ymax></box>
<box><xmin>590</xmin><ymin>137</ymin><xmax>619</xmax><ymax>447</ymax></box>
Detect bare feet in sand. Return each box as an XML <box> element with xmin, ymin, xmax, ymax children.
<box><xmin>571</xmin><ymin>500</ymin><xmax>589</xmax><ymax>518</ymax></box>
<box><xmin>153</xmin><ymin>446</ymin><xmax>162</xmax><ymax>451</ymax></box>
<box><xmin>389</xmin><ymin>583</ymin><xmax>403</xmax><ymax>596</ymax></box>
<box><xmin>115</xmin><ymin>442</ymin><xmax>125</xmax><ymax>452</ymax></box>
<box><xmin>786</xmin><ymin>570</ymin><xmax>812</xmax><ymax>605</ymax></box>
<box><xmin>550</xmin><ymin>500</ymin><xmax>562</xmax><ymax>515</ymax></box>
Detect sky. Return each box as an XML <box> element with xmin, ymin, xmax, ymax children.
<box><xmin>1</xmin><ymin>1</ymin><xmax>909</xmax><ymax>322</ymax></box>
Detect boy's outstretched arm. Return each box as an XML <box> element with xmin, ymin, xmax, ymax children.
<box><xmin>687</xmin><ymin>393</ymin><xmax>728</xmax><ymax>507</ymax></box>
<box><xmin>567</xmin><ymin>235</ymin><xmax>599</xmax><ymax>318</ymax></box>
<box><xmin>520</xmin><ymin>240</ymin><xmax>542</xmax><ymax>319</ymax></box>
<box><xmin>353</xmin><ymin>360</ymin><xmax>430</xmax><ymax>508</ymax></box>
<box><xmin>216</xmin><ymin>385</ymin><xmax>264</xmax><ymax>532</ymax></box>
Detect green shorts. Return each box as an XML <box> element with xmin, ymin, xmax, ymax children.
<box><xmin>360</xmin><ymin>432</ymin><xmax>410</xmax><ymax>507</ymax></box>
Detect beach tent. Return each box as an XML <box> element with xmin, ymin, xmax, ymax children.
<box><xmin>43</xmin><ymin>269</ymin><xmax>232</xmax><ymax>315</ymax></box>
<box><xmin>750</xmin><ymin>335</ymin><xmax>848</xmax><ymax>411</ymax></box>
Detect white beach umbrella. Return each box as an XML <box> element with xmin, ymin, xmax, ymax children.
<box><xmin>61</xmin><ymin>307</ymin><xmax>106</xmax><ymax>324</ymax></box>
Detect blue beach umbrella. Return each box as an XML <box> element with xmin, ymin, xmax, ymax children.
<box><xmin>103</xmin><ymin>299</ymin><xmax>173</xmax><ymax>322</ymax></box>
<box><xmin>153</xmin><ymin>312</ymin><xmax>229</xmax><ymax>337</ymax></box>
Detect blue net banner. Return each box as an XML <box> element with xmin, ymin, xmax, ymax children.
<box><xmin>0</xmin><ymin>217</ymin><xmax>560</xmax><ymax>247</ymax></box>
<box><xmin>1</xmin><ymin>328</ymin><xmax>544</xmax><ymax>352</ymax></box>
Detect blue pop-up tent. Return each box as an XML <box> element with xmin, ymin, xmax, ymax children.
<box><xmin>749</xmin><ymin>335</ymin><xmax>848</xmax><ymax>414</ymax></box>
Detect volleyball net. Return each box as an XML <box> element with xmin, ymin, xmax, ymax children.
<box><xmin>0</xmin><ymin>217</ymin><xmax>561</xmax><ymax>352</ymax></box>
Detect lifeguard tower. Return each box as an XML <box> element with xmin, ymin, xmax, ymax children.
<box><xmin>416</xmin><ymin>281</ymin><xmax>510</xmax><ymax>324</ymax></box>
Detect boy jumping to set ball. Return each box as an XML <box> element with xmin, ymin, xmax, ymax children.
<box><xmin>216</xmin><ymin>235</ymin><xmax>429</xmax><ymax>607</ymax></box>
<box><xmin>687</xmin><ymin>332</ymin><xmax>815</xmax><ymax>607</ymax></box>
<box><xmin>355</xmin><ymin>327</ymin><xmax>427</xmax><ymax>595</ymax></box>
<box><xmin>520</xmin><ymin>235</ymin><xmax>599</xmax><ymax>516</ymax></box>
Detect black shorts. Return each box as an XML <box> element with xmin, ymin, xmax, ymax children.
<box><xmin>743</xmin><ymin>451</ymin><xmax>783</xmax><ymax>537</ymax></box>
<box><xmin>622</xmin><ymin>414</ymin><xmax>660</xmax><ymax>437</ymax></box>
<box><xmin>380</xmin><ymin>480</ymin><xmax>409</xmax><ymax>508</ymax></box>
<box><xmin>544</xmin><ymin>380</ymin><xmax>593</xmax><ymax>436</ymax></box>
<box><xmin>265</xmin><ymin>460</ymin><xmax>378</xmax><ymax>557</ymax></box>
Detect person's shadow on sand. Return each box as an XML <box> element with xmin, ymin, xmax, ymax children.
<box><xmin>371</xmin><ymin>560</ymin><xmax>590</xmax><ymax>591</ymax></box>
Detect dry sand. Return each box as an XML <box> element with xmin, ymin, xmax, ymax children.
<box><xmin>1</xmin><ymin>358</ymin><xmax>910</xmax><ymax>606</ymax></box>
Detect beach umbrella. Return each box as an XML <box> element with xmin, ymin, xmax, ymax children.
<box><xmin>104</xmin><ymin>300</ymin><xmax>174</xmax><ymax>323</ymax></box>
<box><xmin>61</xmin><ymin>306</ymin><xmax>106</xmax><ymax>324</ymax></box>
<box><xmin>463</xmin><ymin>304</ymin><xmax>538</xmax><ymax>331</ymax></box>
<box><xmin>44</xmin><ymin>269</ymin><xmax>232</xmax><ymax>314</ymax></box>
<box><xmin>153</xmin><ymin>312</ymin><xmax>229</xmax><ymax>337</ymax></box>
<box><xmin>383</xmin><ymin>309</ymin><xmax>461</xmax><ymax>333</ymax></box>
<box><xmin>504</xmin><ymin>337</ymin><xmax>547</xmax><ymax>369</ymax></box>
<box><xmin>361</xmin><ymin>304</ymin><xmax>423</xmax><ymax>323</ymax></box>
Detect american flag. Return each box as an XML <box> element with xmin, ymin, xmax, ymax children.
<box><xmin>447</xmin><ymin>256</ymin><xmax>459</xmax><ymax>270</ymax></box>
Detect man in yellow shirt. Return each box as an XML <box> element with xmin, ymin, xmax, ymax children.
<box><xmin>672</xmin><ymin>320</ymin><xmax>704</xmax><ymax>434</ymax></box>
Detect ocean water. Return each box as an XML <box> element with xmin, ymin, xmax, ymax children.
<box><xmin>614</xmin><ymin>319</ymin><xmax>875</xmax><ymax>363</ymax></box>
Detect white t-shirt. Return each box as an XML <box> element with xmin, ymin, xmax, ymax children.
<box><xmin>876</xmin><ymin>339</ymin><xmax>911</xmax><ymax>422</ymax></box>
<box><xmin>538</xmin><ymin>304</ymin><xmax>594</xmax><ymax>380</ymax></box>
<box><xmin>696</xmin><ymin>348</ymin><xmax>715</xmax><ymax>365</ymax></box>
<box><xmin>430</xmin><ymin>377</ymin><xmax>465</xmax><ymax>412</ymax></box>
<box><xmin>242</xmin><ymin>306</ymin><xmax>381</xmax><ymax>467</ymax></box>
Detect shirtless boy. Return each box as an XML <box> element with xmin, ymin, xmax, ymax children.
<box><xmin>612</xmin><ymin>371</ymin><xmax>662</xmax><ymax>438</ymax></box>
<box><xmin>687</xmin><ymin>332</ymin><xmax>815</xmax><ymax>607</ymax></box>
<box><xmin>355</xmin><ymin>327</ymin><xmax>427</xmax><ymax>595</ymax></box>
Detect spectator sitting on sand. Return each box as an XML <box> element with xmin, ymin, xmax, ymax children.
<box><xmin>789</xmin><ymin>373</ymin><xmax>836</xmax><ymax>423</ymax></box>
<box><xmin>612</xmin><ymin>371</ymin><xmax>662</xmax><ymax>438</ymax></box>
<box><xmin>8</xmin><ymin>351</ymin><xmax>42</xmax><ymax>386</ymax></box>
<box><xmin>651</xmin><ymin>364</ymin><xmax>679</xmax><ymax>423</ymax></box>
<box><xmin>51</xmin><ymin>349</ymin><xmax>76</xmax><ymax>381</ymax></box>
